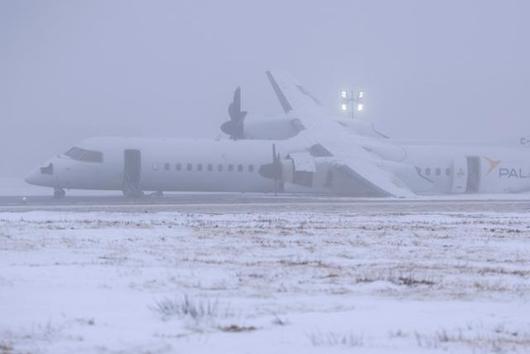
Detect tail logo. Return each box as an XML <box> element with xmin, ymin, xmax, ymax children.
<box><xmin>484</xmin><ymin>157</ymin><xmax>501</xmax><ymax>175</ymax></box>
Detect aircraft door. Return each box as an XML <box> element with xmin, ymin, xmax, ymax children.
<box><xmin>466</xmin><ymin>156</ymin><xmax>481</xmax><ymax>193</ymax></box>
<box><xmin>123</xmin><ymin>149</ymin><xmax>143</xmax><ymax>197</ymax></box>
<box><xmin>451</xmin><ymin>157</ymin><xmax>467</xmax><ymax>194</ymax></box>
<box><xmin>288</xmin><ymin>152</ymin><xmax>315</xmax><ymax>187</ymax></box>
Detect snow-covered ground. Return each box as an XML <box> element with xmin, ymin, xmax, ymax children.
<box><xmin>1</xmin><ymin>208</ymin><xmax>530</xmax><ymax>353</ymax></box>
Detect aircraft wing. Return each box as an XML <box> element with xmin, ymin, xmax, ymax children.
<box><xmin>328</xmin><ymin>154</ymin><xmax>415</xmax><ymax>197</ymax></box>
<box><xmin>266</xmin><ymin>70</ymin><xmax>415</xmax><ymax>197</ymax></box>
<box><xmin>266</xmin><ymin>70</ymin><xmax>326</xmax><ymax>116</ymax></box>
<box><xmin>297</xmin><ymin>128</ymin><xmax>414</xmax><ymax>197</ymax></box>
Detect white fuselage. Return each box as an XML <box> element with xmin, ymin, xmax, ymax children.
<box><xmin>402</xmin><ymin>144</ymin><xmax>530</xmax><ymax>194</ymax></box>
<box><xmin>25</xmin><ymin>136</ymin><xmax>530</xmax><ymax>196</ymax></box>
<box><xmin>26</xmin><ymin>138</ymin><xmax>287</xmax><ymax>193</ymax></box>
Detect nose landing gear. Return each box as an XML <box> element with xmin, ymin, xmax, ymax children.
<box><xmin>53</xmin><ymin>188</ymin><xmax>66</xmax><ymax>199</ymax></box>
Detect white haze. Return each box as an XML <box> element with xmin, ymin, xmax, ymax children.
<box><xmin>1</xmin><ymin>0</ymin><xmax>529</xmax><ymax>177</ymax></box>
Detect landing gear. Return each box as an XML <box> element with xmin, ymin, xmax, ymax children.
<box><xmin>122</xmin><ymin>188</ymin><xmax>144</xmax><ymax>199</ymax></box>
<box><xmin>53</xmin><ymin>188</ymin><xmax>66</xmax><ymax>199</ymax></box>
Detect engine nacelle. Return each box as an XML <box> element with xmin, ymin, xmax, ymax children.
<box><xmin>243</xmin><ymin>116</ymin><xmax>304</xmax><ymax>140</ymax></box>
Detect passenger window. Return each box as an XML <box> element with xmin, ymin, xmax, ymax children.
<box><xmin>425</xmin><ymin>168</ymin><xmax>431</xmax><ymax>176</ymax></box>
<box><xmin>152</xmin><ymin>163</ymin><xmax>159</xmax><ymax>171</ymax></box>
<box><xmin>207</xmin><ymin>164</ymin><xmax>213</xmax><ymax>172</ymax></box>
<box><xmin>228</xmin><ymin>164</ymin><xmax>234</xmax><ymax>172</ymax></box>
<box><xmin>197</xmin><ymin>164</ymin><xmax>203</xmax><ymax>171</ymax></box>
<box><xmin>187</xmin><ymin>163</ymin><xmax>192</xmax><ymax>171</ymax></box>
<box><xmin>164</xmin><ymin>163</ymin><xmax>170</xmax><ymax>171</ymax></box>
<box><xmin>237</xmin><ymin>164</ymin><xmax>243</xmax><ymax>172</ymax></box>
<box><xmin>248</xmin><ymin>165</ymin><xmax>254</xmax><ymax>173</ymax></box>
<box><xmin>176</xmin><ymin>163</ymin><xmax>181</xmax><ymax>171</ymax></box>
<box><xmin>435</xmin><ymin>168</ymin><xmax>441</xmax><ymax>176</ymax></box>
<box><xmin>218</xmin><ymin>164</ymin><xmax>223</xmax><ymax>172</ymax></box>
<box><xmin>446</xmin><ymin>168</ymin><xmax>451</xmax><ymax>176</ymax></box>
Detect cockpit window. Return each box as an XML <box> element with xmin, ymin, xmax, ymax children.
<box><xmin>64</xmin><ymin>147</ymin><xmax>103</xmax><ymax>163</ymax></box>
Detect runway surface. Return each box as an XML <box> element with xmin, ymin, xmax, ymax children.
<box><xmin>1</xmin><ymin>192</ymin><xmax>530</xmax><ymax>213</ymax></box>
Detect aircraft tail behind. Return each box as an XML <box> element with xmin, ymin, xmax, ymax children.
<box><xmin>520</xmin><ymin>136</ymin><xmax>530</xmax><ymax>147</ymax></box>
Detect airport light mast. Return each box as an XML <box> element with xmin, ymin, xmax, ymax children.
<box><xmin>340</xmin><ymin>89</ymin><xmax>364</xmax><ymax>119</ymax></box>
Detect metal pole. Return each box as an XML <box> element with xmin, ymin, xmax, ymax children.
<box><xmin>351</xmin><ymin>89</ymin><xmax>355</xmax><ymax>120</ymax></box>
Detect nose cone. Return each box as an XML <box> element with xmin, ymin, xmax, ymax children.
<box><xmin>25</xmin><ymin>162</ymin><xmax>55</xmax><ymax>186</ymax></box>
<box><xmin>25</xmin><ymin>170</ymin><xmax>41</xmax><ymax>186</ymax></box>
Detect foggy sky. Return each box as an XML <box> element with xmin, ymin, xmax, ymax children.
<box><xmin>1</xmin><ymin>0</ymin><xmax>530</xmax><ymax>177</ymax></box>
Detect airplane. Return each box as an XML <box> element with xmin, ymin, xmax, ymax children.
<box><xmin>221</xmin><ymin>71</ymin><xmax>530</xmax><ymax>196</ymax></box>
<box><xmin>220</xmin><ymin>73</ymin><xmax>386</xmax><ymax>141</ymax></box>
<box><xmin>25</xmin><ymin>71</ymin><xmax>530</xmax><ymax>198</ymax></box>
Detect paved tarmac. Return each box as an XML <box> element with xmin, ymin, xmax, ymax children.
<box><xmin>1</xmin><ymin>193</ymin><xmax>530</xmax><ymax>214</ymax></box>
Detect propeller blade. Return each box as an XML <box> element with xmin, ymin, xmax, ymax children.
<box><xmin>228</xmin><ymin>87</ymin><xmax>247</xmax><ymax>122</ymax></box>
<box><xmin>258</xmin><ymin>144</ymin><xmax>284</xmax><ymax>194</ymax></box>
<box><xmin>277</xmin><ymin>151</ymin><xmax>284</xmax><ymax>193</ymax></box>
<box><xmin>272</xmin><ymin>144</ymin><xmax>277</xmax><ymax>194</ymax></box>
<box><xmin>222</xmin><ymin>87</ymin><xmax>247</xmax><ymax>140</ymax></box>
<box><xmin>273</xmin><ymin>144</ymin><xmax>283</xmax><ymax>195</ymax></box>
<box><xmin>232</xmin><ymin>87</ymin><xmax>241</xmax><ymax>114</ymax></box>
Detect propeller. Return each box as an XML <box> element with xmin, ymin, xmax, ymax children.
<box><xmin>221</xmin><ymin>87</ymin><xmax>247</xmax><ymax>140</ymax></box>
<box><xmin>273</xmin><ymin>144</ymin><xmax>284</xmax><ymax>194</ymax></box>
<box><xmin>259</xmin><ymin>144</ymin><xmax>284</xmax><ymax>194</ymax></box>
